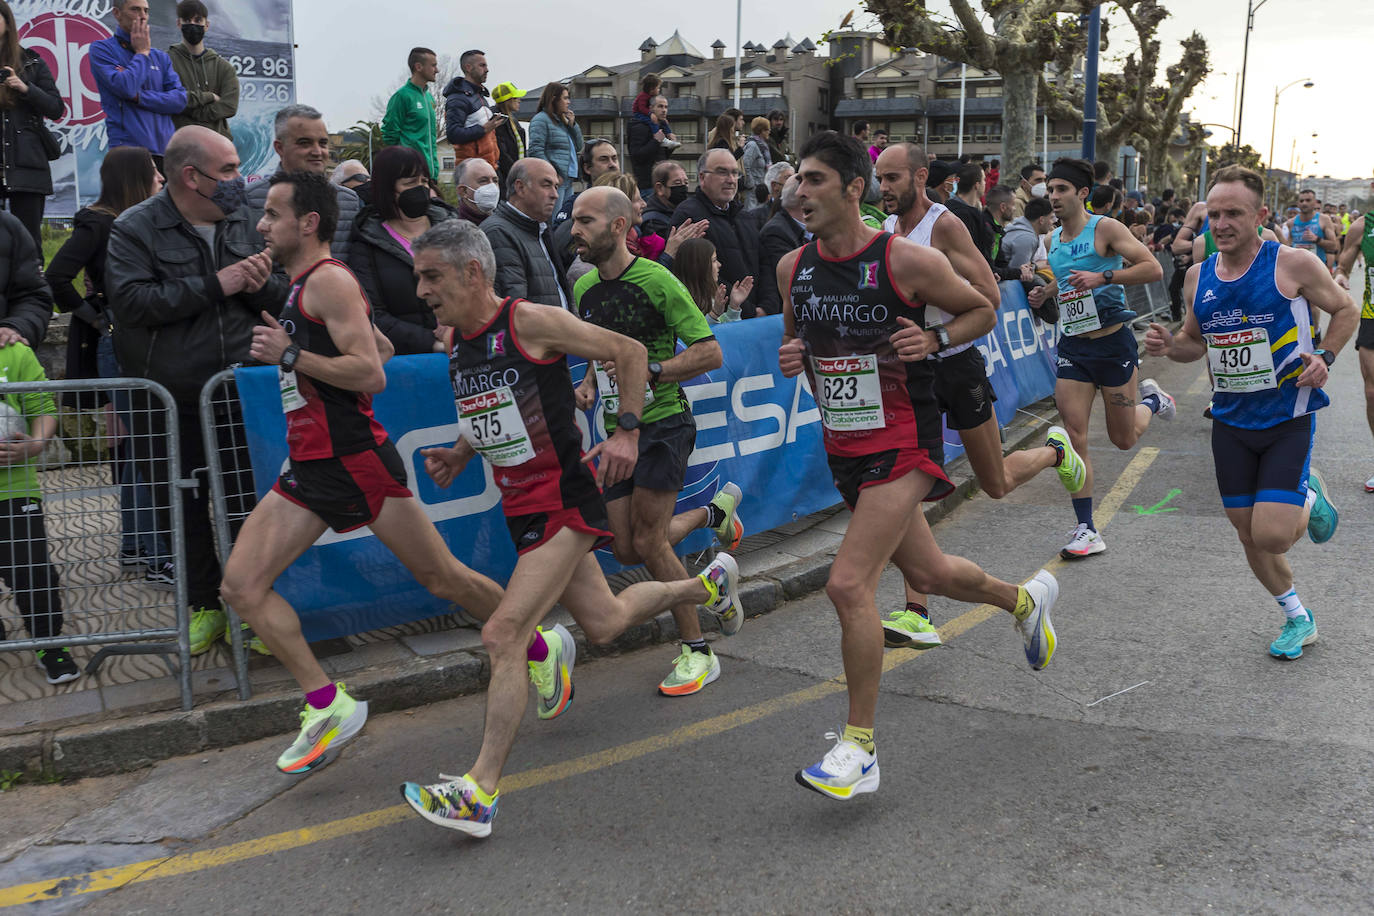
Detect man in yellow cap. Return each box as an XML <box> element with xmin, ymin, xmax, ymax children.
<box><xmin>491</xmin><ymin>81</ymin><xmax>527</xmax><ymax>192</ymax></box>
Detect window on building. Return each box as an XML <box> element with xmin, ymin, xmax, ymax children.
<box><xmin>887</xmin><ymin>120</ymin><xmax>918</xmax><ymax>142</ymax></box>
<box><xmin>674</xmin><ymin>122</ymin><xmax>700</xmax><ymax>143</ymax></box>
<box><xmin>584</xmin><ymin>119</ymin><xmax>615</xmax><ymax>139</ymax></box>
<box><xmin>973</xmin><ymin>83</ymin><xmax>1002</xmax><ymax>98</ymax></box>
<box><xmin>671</xmin><ymin>83</ymin><xmax>696</xmax><ymax>98</ymax></box>
<box><xmin>934</xmin><ymin>82</ymin><xmax>962</xmax><ymax>100</ymax></box>
<box><xmin>587</xmin><ymin>83</ymin><xmax>615</xmax><ymax>100</ymax></box>
<box><xmin>859</xmin><ymin>86</ymin><xmax>888</xmax><ymax>100</ymax></box>
<box><xmin>441</xmin><ymin>157</ymin><xmax>456</xmax><ymax>171</ymax></box>
<box><xmin>891</xmin><ymin>83</ymin><xmax>919</xmax><ymax>98</ymax></box>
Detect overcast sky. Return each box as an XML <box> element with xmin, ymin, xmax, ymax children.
<box><xmin>293</xmin><ymin>0</ymin><xmax>1371</xmax><ymax>181</ymax></box>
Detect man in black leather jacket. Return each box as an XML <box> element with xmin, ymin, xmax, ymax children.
<box><xmin>106</xmin><ymin>125</ymin><xmax>288</xmax><ymax>655</ymax></box>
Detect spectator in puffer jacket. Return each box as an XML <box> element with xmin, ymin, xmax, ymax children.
<box><xmin>480</xmin><ymin>158</ymin><xmax>572</xmax><ymax>309</ymax></box>
<box><xmin>670</xmin><ymin>149</ymin><xmax>761</xmax><ymax>317</ymax></box>
<box><xmin>527</xmin><ymin>81</ymin><xmax>582</xmax><ymax>215</ymax></box>
<box><xmin>442</xmin><ymin>49</ymin><xmax>500</xmax><ymax>169</ymax></box>
<box><xmin>245</xmin><ymin>104</ymin><xmax>360</xmax><ymax>260</ymax></box>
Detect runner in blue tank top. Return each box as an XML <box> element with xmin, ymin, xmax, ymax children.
<box><xmin>1286</xmin><ymin>189</ymin><xmax>1340</xmax><ymax>265</ymax></box>
<box><xmin>1146</xmin><ymin>166</ymin><xmax>1356</xmax><ymax>661</ymax></box>
<box><xmin>1028</xmin><ymin>158</ymin><xmax>1173</xmax><ymax>561</ymax></box>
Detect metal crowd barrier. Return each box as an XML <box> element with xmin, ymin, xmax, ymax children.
<box><xmin>198</xmin><ymin>369</ymin><xmax>259</xmax><ymax>700</ymax></box>
<box><xmin>0</xmin><ymin>377</ymin><xmax>192</xmax><ymax>710</ymax></box>
<box><xmin>1123</xmin><ymin>251</ymin><xmax>1175</xmax><ymax>329</ymax></box>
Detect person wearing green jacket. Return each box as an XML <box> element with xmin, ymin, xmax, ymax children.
<box><xmin>382</xmin><ymin>47</ymin><xmax>440</xmax><ymax>179</ymax></box>
<box><xmin>167</xmin><ymin>0</ymin><xmax>238</xmax><ymax>139</ymax></box>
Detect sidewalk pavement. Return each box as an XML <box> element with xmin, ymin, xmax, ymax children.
<box><xmin>0</xmin><ymin>399</ymin><xmax>1060</xmax><ymax>781</ymax></box>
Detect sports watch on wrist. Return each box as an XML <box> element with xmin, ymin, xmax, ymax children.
<box><xmin>648</xmin><ymin>362</ymin><xmax>663</xmax><ymax>385</ymax></box>
<box><xmin>279</xmin><ymin>344</ymin><xmax>300</xmax><ymax>372</ymax></box>
<box><xmin>1101</xmin><ymin>269</ymin><xmax>1115</xmax><ymax>285</ymax></box>
<box><xmin>617</xmin><ymin>412</ymin><xmax>641</xmax><ymax>432</ymax></box>
<box><xmin>929</xmin><ymin>324</ymin><xmax>952</xmax><ymax>351</ymax></box>
<box><xmin>1315</xmin><ymin>349</ymin><xmax>1335</xmax><ymax>367</ymax></box>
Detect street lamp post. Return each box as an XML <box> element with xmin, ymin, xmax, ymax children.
<box><xmin>1268</xmin><ymin>78</ymin><xmax>1313</xmax><ymax>211</ymax></box>
<box><xmin>734</xmin><ymin>0</ymin><xmax>742</xmax><ymax>110</ymax></box>
<box><xmin>1235</xmin><ymin>0</ymin><xmax>1270</xmax><ymax>156</ymax></box>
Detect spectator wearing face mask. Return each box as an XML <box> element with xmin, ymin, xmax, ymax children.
<box><xmin>641</xmin><ymin>159</ymin><xmax>689</xmax><ymax>240</ymax></box>
<box><xmin>1012</xmin><ymin>162</ymin><xmax>1045</xmax><ymax>218</ymax></box>
<box><xmin>347</xmin><ymin>145</ymin><xmax>455</xmax><ymax>354</ymax></box>
<box><xmin>167</xmin><ymin>0</ymin><xmax>238</xmax><ymax>139</ymax></box>
<box><xmin>453</xmin><ymin>156</ymin><xmax>500</xmax><ymax>225</ymax></box>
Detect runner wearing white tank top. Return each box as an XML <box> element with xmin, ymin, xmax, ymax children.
<box><xmin>873</xmin><ymin>144</ymin><xmax>1088</xmax><ymax>649</ymax></box>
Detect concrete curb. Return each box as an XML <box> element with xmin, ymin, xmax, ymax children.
<box><xmin>0</xmin><ymin>407</ymin><xmax>1060</xmax><ymax>781</ymax></box>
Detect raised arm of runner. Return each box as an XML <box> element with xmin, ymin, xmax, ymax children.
<box><xmin>249</xmin><ymin>263</ymin><xmax>386</xmax><ymax>394</ymax></box>
<box><xmin>929</xmin><ymin>212</ymin><xmax>1001</xmax><ymax>310</ymax></box>
<box><xmin>1145</xmin><ymin>264</ymin><xmax>1207</xmax><ymax>363</ymax></box>
<box><xmin>889</xmin><ymin>237</ymin><xmax>994</xmax><ymax>358</ymax></box>
<box><xmin>1279</xmin><ymin>244</ymin><xmax>1358</xmax><ymax>368</ymax></box>
<box><xmin>1335</xmin><ymin>215</ymin><xmax>1366</xmax><ymax>288</ymax></box>
<box><xmin>511</xmin><ymin>299</ymin><xmax>648</xmax><ymax>486</ymax></box>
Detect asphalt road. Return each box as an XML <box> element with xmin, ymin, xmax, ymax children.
<box><xmin>4</xmin><ymin>316</ymin><xmax>1374</xmax><ymax>915</ymax></box>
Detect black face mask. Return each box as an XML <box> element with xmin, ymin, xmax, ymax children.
<box><xmin>180</xmin><ymin>23</ymin><xmax>206</xmax><ymax>44</ymax></box>
<box><xmin>668</xmin><ymin>185</ymin><xmax>689</xmax><ymax>207</ymax></box>
<box><xmin>397</xmin><ymin>186</ymin><xmax>430</xmax><ymax>219</ymax></box>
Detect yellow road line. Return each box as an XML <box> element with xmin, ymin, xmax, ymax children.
<box><xmin>0</xmin><ymin>448</ymin><xmax>1160</xmax><ymax>908</ymax></box>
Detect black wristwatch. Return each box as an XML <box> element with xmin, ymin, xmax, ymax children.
<box><xmin>648</xmin><ymin>361</ymin><xmax>663</xmax><ymax>385</ymax></box>
<box><xmin>1101</xmin><ymin>269</ymin><xmax>1115</xmax><ymax>285</ymax></box>
<box><xmin>929</xmin><ymin>324</ymin><xmax>952</xmax><ymax>351</ymax></box>
<box><xmin>1315</xmin><ymin>348</ymin><xmax>1335</xmax><ymax>367</ymax></box>
<box><xmin>279</xmin><ymin>344</ymin><xmax>300</xmax><ymax>372</ymax></box>
<box><xmin>617</xmin><ymin>411</ymin><xmax>641</xmax><ymax>432</ymax></box>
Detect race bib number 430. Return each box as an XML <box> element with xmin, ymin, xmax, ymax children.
<box><xmin>458</xmin><ymin>386</ymin><xmax>533</xmax><ymax>466</ymax></box>
<box><xmin>1207</xmin><ymin>328</ymin><xmax>1277</xmax><ymax>392</ymax></box>
<box><xmin>812</xmin><ymin>354</ymin><xmax>884</xmax><ymax>431</ymax></box>
<box><xmin>1058</xmin><ymin>287</ymin><xmax>1102</xmax><ymax>336</ymax></box>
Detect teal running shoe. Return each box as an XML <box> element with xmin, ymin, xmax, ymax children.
<box><xmin>1306</xmin><ymin>469</ymin><xmax>1338</xmax><ymax>544</ymax></box>
<box><xmin>1269</xmin><ymin>612</ymin><xmax>1317</xmax><ymax>660</ymax></box>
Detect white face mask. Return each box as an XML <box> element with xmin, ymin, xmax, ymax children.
<box><xmin>1031</xmin><ymin>182</ymin><xmax>1048</xmax><ymax>199</ymax></box>
<box><xmin>471</xmin><ymin>183</ymin><xmax>500</xmax><ymax>213</ymax></box>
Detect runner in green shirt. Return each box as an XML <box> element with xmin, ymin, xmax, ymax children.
<box><xmin>0</xmin><ymin>342</ymin><xmax>78</xmax><ymax>685</ymax></box>
<box><xmin>382</xmin><ymin>48</ymin><xmax>440</xmax><ymax>179</ymax></box>
<box><xmin>571</xmin><ymin>187</ymin><xmax>747</xmax><ymax>697</ymax></box>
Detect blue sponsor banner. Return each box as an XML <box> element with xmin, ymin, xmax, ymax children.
<box><xmin>233</xmin><ymin>315</ymin><xmax>836</xmax><ymax>641</ymax></box>
<box><xmin>942</xmin><ymin>281</ymin><xmax>1060</xmax><ymax>459</ymax></box>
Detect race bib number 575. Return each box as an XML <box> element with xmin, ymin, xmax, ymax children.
<box><xmin>458</xmin><ymin>386</ymin><xmax>533</xmax><ymax>466</ymax></box>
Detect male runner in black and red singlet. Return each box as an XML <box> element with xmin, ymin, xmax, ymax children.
<box><xmin>221</xmin><ymin>171</ymin><xmax>507</xmax><ymax>776</ymax></box>
<box><xmin>398</xmin><ymin>219</ymin><xmax>741</xmax><ymax>838</ymax></box>
<box><xmin>778</xmin><ymin>132</ymin><xmax>1060</xmax><ymax>801</ymax></box>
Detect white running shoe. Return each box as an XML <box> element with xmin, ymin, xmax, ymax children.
<box><xmin>1139</xmin><ymin>378</ymin><xmax>1176</xmax><ymax>421</ymax></box>
<box><xmin>1061</xmin><ymin>523</ymin><xmax>1105</xmax><ymax>559</ymax></box>
<box><xmin>795</xmin><ymin>729</ymin><xmax>879</xmax><ymax>800</ymax></box>
<box><xmin>1016</xmin><ymin>570</ymin><xmax>1059</xmax><ymax>671</ymax></box>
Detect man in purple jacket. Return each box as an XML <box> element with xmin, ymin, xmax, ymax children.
<box><xmin>90</xmin><ymin>0</ymin><xmax>187</xmax><ymax>166</ymax></box>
